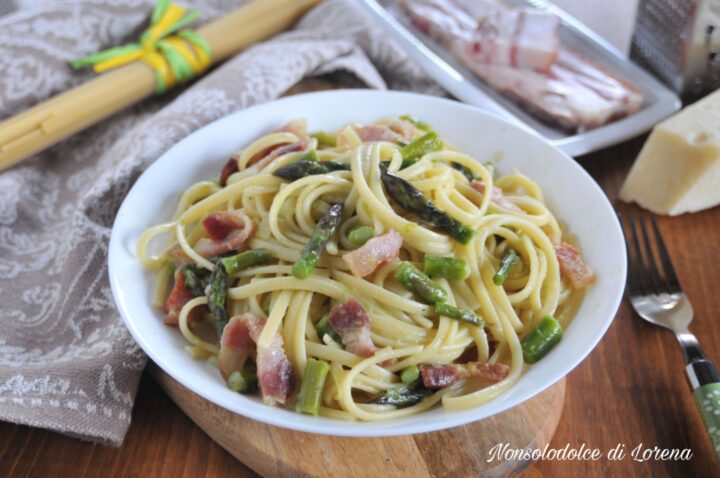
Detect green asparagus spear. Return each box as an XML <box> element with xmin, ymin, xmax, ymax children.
<box><xmin>435</xmin><ymin>302</ymin><xmax>484</xmax><ymax>326</ymax></box>
<box><xmin>208</xmin><ymin>258</ymin><xmax>229</xmax><ymax>339</ymax></box>
<box><xmin>300</xmin><ymin>150</ymin><xmax>319</xmax><ymax>162</ymax></box>
<box><xmin>400</xmin><ymin>365</ymin><xmax>420</xmax><ymax>385</ymax></box>
<box><xmin>373</xmin><ymin>380</ymin><xmax>433</xmax><ymax>407</ymax></box>
<box><xmin>451</xmin><ymin>162</ymin><xmax>477</xmax><ymax>181</ymax></box>
<box><xmin>380</xmin><ymin>165</ymin><xmax>475</xmax><ymax>244</ymax></box>
<box><xmin>400</xmin><ymin>114</ymin><xmax>432</xmax><ymax>132</ymax></box>
<box><xmin>221</xmin><ymin>249</ymin><xmax>272</xmax><ymax>274</ymax></box>
<box><xmin>311</xmin><ymin>131</ymin><xmax>337</xmax><ymax>147</ymax></box>
<box><xmin>315</xmin><ymin>313</ymin><xmax>341</xmax><ymax>342</ymax></box>
<box><xmin>522</xmin><ymin>316</ymin><xmax>563</xmax><ymax>364</ymax></box>
<box><xmin>394</xmin><ymin>262</ymin><xmax>448</xmax><ymax>304</ymax></box>
<box><xmin>423</xmin><ymin>256</ymin><xmax>470</xmax><ymax>280</ymax></box>
<box><xmin>347</xmin><ymin>225</ymin><xmax>375</xmax><ymax>248</ymax></box>
<box><xmin>493</xmin><ymin>250</ymin><xmax>520</xmax><ymax>285</ymax></box>
<box><xmin>292</xmin><ymin>204</ymin><xmax>344</xmax><ymax>279</ymax></box>
<box><xmin>295</xmin><ymin>358</ymin><xmax>331</xmax><ymax>415</ymax></box>
<box><xmin>400</xmin><ymin>131</ymin><xmax>443</xmax><ymax>168</ymax></box>
<box><xmin>273</xmin><ymin>157</ymin><xmax>349</xmax><ymax>181</ymax></box>
<box><xmin>180</xmin><ymin>264</ymin><xmax>210</xmax><ymax>296</ymax></box>
<box><xmin>227</xmin><ymin>369</ymin><xmax>258</xmax><ymax>393</ymax></box>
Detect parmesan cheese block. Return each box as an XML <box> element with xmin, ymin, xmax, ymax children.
<box><xmin>620</xmin><ymin>90</ymin><xmax>720</xmax><ymax>215</ymax></box>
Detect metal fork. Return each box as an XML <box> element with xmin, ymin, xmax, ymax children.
<box><xmin>621</xmin><ymin>212</ymin><xmax>720</xmax><ymax>458</ymax></box>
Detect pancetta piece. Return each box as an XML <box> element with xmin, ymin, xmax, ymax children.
<box><xmin>462</xmin><ymin>54</ymin><xmax>643</xmax><ymax>132</ymax></box>
<box><xmin>388</xmin><ymin>119</ymin><xmax>419</xmax><ymax>141</ymax></box>
<box><xmin>218</xmin><ymin>120</ymin><xmax>310</xmax><ymax>180</ymax></box>
<box><xmin>466</xmin><ymin>8</ymin><xmax>559</xmax><ymax>72</ymax></box>
<box><xmin>353</xmin><ymin>124</ymin><xmax>404</xmax><ymax>143</ymax></box>
<box><xmin>555</xmin><ymin>241</ymin><xmax>595</xmax><ymax>289</ymax></box>
<box><xmin>225</xmin><ymin>313</ymin><xmax>294</xmax><ymax>406</ymax></box>
<box><xmin>248</xmin><ymin>119</ymin><xmax>310</xmax><ymax>170</ymax></box>
<box><xmin>219</xmin><ymin>153</ymin><xmax>240</xmax><ymax>187</ymax></box>
<box><xmin>276</xmin><ymin>118</ymin><xmax>308</xmax><ymax>138</ymax></box>
<box><xmin>164</xmin><ymin>273</ymin><xmax>204</xmax><ymax>326</ymax></box>
<box><xmin>328</xmin><ymin>299</ymin><xmax>376</xmax><ymax>357</ymax></box>
<box><xmin>470</xmin><ymin>181</ymin><xmax>523</xmax><ymax>213</ymax></box>
<box><xmin>419</xmin><ymin>364</ymin><xmax>459</xmax><ymax>388</ymax></box>
<box><xmin>462</xmin><ymin>362</ymin><xmax>510</xmax><ymax>383</ymax></box>
<box><xmin>194</xmin><ymin>211</ymin><xmax>255</xmax><ymax>258</ymax></box>
<box><xmin>248</xmin><ymin>137</ymin><xmax>309</xmax><ymax>170</ymax></box>
<box><xmin>218</xmin><ymin>316</ymin><xmax>255</xmax><ymax>379</ymax></box>
<box><xmin>342</xmin><ymin>231</ymin><xmax>403</xmax><ymax>277</ymax></box>
<box><xmin>402</xmin><ymin>0</ymin><xmax>559</xmax><ymax>71</ymax></box>
<box><xmin>167</xmin><ymin>244</ymin><xmax>192</xmax><ymax>268</ymax></box>
<box><xmin>420</xmin><ymin>362</ymin><xmax>510</xmax><ymax>388</ymax></box>
<box><xmin>401</xmin><ymin>0</ymin><xmax>478</xmax><ymax>43</ymax></box>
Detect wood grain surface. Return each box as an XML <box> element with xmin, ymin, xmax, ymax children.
<box><xmin>150</xmin><ymin>364</ymin><xmax>565</xmax><ymax>478</ymax></box>
<box><xmin>2</xmin><ymin>86</ymin><xmax>720</xmax><ymax>476</ymax></box>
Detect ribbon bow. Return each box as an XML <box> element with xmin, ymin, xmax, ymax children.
<box><xmin>71</xmin><ymin>0</ymin><xmax>212</xmax><ymax>93</ymax></box>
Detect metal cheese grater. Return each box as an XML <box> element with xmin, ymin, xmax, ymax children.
<box><xmin>631</xmin><ymin>0</ymin><xmax>720</xmax><ymax>95</ymax></box>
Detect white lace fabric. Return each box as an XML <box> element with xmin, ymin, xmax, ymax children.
<box><xmin>0</xmin><ymin>0</ymin><xmax>441</xmax><ymax>445</ymax></box>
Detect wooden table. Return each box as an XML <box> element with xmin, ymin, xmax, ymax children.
<box><xmin>2</xmin><ymin>94</ymin><xmax>720</xmax><ymax>476</ymax></box>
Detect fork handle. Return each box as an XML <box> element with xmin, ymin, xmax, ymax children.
<box><xmin>687</xmin><ymin>360</ymin><xmax>720</xmax><ymax>458</ymax></box>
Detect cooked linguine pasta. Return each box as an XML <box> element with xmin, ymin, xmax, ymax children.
<box><xmin>137</xmin><ymin>116</ymin><xmax>594</xmax><ymax>420</ymax></box>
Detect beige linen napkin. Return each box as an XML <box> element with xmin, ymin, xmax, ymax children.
<box><xmin>0</xmin><ymin>0</ymin><xmax>440</xmax><ymax>445</ymax></box>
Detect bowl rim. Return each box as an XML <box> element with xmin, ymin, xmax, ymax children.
<box><xmin>108</xmin><ymin>89</ymin><xmax>626</xmax><ymax>436</ymax></box>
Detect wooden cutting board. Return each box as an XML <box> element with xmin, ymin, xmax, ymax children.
<box><xmin>151</xmin><ymin>364</ymin><xmax>565</xmax><ymax>477</ymax></box>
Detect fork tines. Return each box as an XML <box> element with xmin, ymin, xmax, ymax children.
<box><xmin>620</xmin><ymin>212</ymin><xmax>682</xmax><ymax>296</ymax></box>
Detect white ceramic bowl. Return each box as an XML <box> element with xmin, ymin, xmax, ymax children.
<box><xmin>109</xmin><ymin>90</ymin><xmax>626</xmax><ymax>436</ymax></box>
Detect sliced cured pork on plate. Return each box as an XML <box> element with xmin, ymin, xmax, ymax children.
<box><xmin>400</xmin><ymin>0</ymin><xmax>643</xmax><ymax>132</ymax></box>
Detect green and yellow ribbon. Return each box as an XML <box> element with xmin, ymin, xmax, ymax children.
<box><xmin>71</xmin><ymin>0</ymin><xmax>212</xmax><ymax>93</ymax></box>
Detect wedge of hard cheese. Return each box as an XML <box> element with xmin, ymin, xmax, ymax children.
<box><xmin>620</xmin><ymin>90</ymin><xmax>720</xmax><ymax>215</ymax></box>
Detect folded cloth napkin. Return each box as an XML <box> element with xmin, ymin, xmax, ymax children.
<box><xmin>0</xmin><ymin>0</ymin><xmax>441</xmax><ymax>445</ymax></box>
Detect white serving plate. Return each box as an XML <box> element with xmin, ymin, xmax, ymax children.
<box><xmin>108</xmin><ymin>90</ymin><xmax>626</xmax><ymax>436</ymax></box>
<box><xmin>357</xmin><ymin>0</ymin><xmax>681</xmax><ymax>156</ymax></box>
